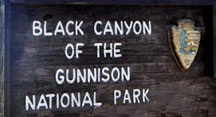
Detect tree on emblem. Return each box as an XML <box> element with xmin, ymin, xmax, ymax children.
<box><xmin>179</xmin><ymin>25</ymin><xmax>195</xmax><ymax>55</ymax></box>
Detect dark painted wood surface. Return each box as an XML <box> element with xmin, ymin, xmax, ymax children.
<box><xmin>4</xmin><ymin>4</ymin><xmax>216</xmax><ymax>117</ymax></box>
<box><xmin>6</xmin><ymin>0</ymin><xmax>216</xmax><ymax>4</ymax></box>
<box><xmin>213</xmin><ymin>5</ymin><xmax>216</xmax><ymax>78</ymax></box>
<box><xmin>0</xmin><ymin>0</ymin><xmax>4</xmax><ymax>116</ymax></box>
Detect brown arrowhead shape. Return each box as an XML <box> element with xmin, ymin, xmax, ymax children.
<box><xmin>170</xmin><ymin>19</ymin><xmax>201</xmax><ymax>70</ymax></box>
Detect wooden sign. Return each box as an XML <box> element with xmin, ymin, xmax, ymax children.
<box><xmin>1</xmin><ymin>1</ymin><xmax>216</xmax><ymax>117</ymax></box>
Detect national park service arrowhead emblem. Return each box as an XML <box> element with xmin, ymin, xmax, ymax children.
<box><xmin>169</xmin><ymin>20</ymin><xmax>201</xmax><ymax>70</ymax></box>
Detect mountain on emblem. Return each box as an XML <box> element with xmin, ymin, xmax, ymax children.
<box><xmin>169</xmin><ymin>19</ymin><xmax>201</xmax><ymax>70</ymax></box>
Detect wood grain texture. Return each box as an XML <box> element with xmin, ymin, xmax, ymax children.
<box><xmin>5</xmin><ymin>4</ymin><xmax>216</xmax><ymax>117</ymax></box>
